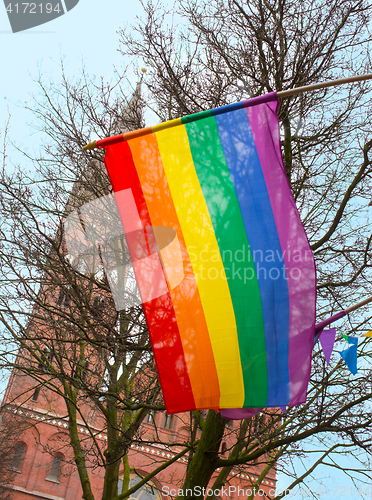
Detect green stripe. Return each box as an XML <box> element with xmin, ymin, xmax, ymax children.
<box><xmin>181</xmin><ymin>109</ymin><xmax>212</xmax><ymax>124</ymax></box>
<box><xmin>185</xmin><ymin>116</ymin><xmax>268</xmax><ymax>406</ymax></box>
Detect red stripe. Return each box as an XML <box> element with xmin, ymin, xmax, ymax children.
<box><xmin>104</xmin><ymin>141</ymin><xmax>195</xmax><ymax>413</ymax></box>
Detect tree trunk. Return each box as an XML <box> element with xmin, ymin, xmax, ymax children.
<box><xmin>64</xmin><ymin>385</ymin><xmax>95</xmax><ymax>500</ymax></box>
<box><xmin>176</xmin><ymin>410</ymin><xmax>227</xmax><ymax>500</ymax></box>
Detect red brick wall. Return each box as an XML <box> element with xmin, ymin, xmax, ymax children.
<box><xmin>3</xmin><ymin>369</ymin><xmax>276</xmax><ymax>500</ymax></box>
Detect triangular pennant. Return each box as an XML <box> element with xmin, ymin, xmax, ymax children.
<box><xmin>341</xmin><ymin>333</ymin><xmax>349</xmax><ymax>342</ymax></box>
<box><xmin>319</xmin><ymin>328</ymin><xmax>336</xmax><ymax>365</ymax></box>
<box><xmin>340</xmin><ymin>337</ymin><xmax>358</xmax><ymax>375</ymax></box>
<box><xmin>363</xmin><ymin>330</ymin><xmax>372</xmax><ymax>337</ymax></box>
<box><xmin>280</xmin><ymin>406</ymin><xmax>287</xmax><ymax>414</ymax></box>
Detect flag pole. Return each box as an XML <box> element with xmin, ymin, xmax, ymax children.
<box><xmin>344</xmin><ymin>295</ymin><xmax>372</xmax><ymax>314</ymax></box>
<box><xmin>315</xmin><ymin>295</ymin><xmax>372</xmax><ymax>333</ymax></box>
<box><xmin>83</xmin><ymin>73</ymin><xmax>372</xmax><ymax>150</ymax></box>
<box><xmin>277</xmin><ymin>73</ymin><xmax>372</xmax><ymax>98</ymax></box>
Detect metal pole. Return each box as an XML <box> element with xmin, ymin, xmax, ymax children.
<box><xmin>277</xmin><ymin>73</ymin><xmax>372</xmax><ymax>98</ymax></box>
<box><xmin>315</xmin><ymin>295</ymin><xmax>372</xmax><ymax>334</ymax></box>
<box><xmin>345</xmin><ymin>295</ymin><xmax>372</xmax><ymax>314</ymax></box>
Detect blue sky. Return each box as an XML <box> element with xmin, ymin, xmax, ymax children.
<box><xmin>0</xmin><ymin>0</ymin><xmax>145</xmax><ymax>160</ymax></box>
<box><xmin>0</xmin><ymin>2</ymin><xmax>371</xmax><ymax>499</ymax></box>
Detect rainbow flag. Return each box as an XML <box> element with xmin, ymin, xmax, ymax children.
<box><xmin>101</xmin><ymin>92</ymin><xmax>316</xmax><ymax>414</ymax></box>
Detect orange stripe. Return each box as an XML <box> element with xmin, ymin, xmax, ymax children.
<box><xmin>129</xmin><ymin>134</ymin><xmax>220</xmax><ymax>409</ymax></box>
<box><xmin>122</xmin><ymin>127</ymin><xmax>153</xmax><ymax>141</ymax></box>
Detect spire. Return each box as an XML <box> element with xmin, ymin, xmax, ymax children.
<box><xmin>115</xmin><ymin>69</ymin><xmax>147</xmax><ymax>134</ymax></box>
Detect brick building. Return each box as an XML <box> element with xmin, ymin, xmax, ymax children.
<box><xmin>2</xmin><ymin>369</ymin><xmax>277</xmax><ymax>500</ymax></box>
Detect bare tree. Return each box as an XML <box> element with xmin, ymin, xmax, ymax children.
<box><xmin>1</xmin><ymin>0</ymin><xmax>372</xmax><ymax>499</ymax></box>
<box><xmin>118</xmin><ymin>0</ymin><xmax>372</xmax><ymax>498</ymax></box>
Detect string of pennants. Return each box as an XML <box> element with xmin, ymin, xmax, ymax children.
<box><xmin>315</xmin><ymin>300</ymin><xmax>372</xmax><ymax>375</ymax></box>
<box><xmin>318</xmin><ymin>329</ymin><xmax>372</xmax><ymax>375</ymax></box>
<box><xmin>280</xmin><ymin>329</ymin><xmax>360</xmax><ymax>415</ymax></box>
<box><xmin>317</xmin><ymin>329</ymin><xmax>358</xmax><ymax>374</ymax></box>
<box><xmin>312</xmin><ymin>297</ymin><xmax>372</xmax><ymax>376</ymax></box>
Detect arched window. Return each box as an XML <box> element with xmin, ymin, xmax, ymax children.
<box><xmin>31</xmin><ymin>387</ymin><xmax>40</xmax><ymax>402</ymax></box>
<box><xmin>118</xmin><ymin>473</ymin><xmax>162</xmax><ymax>499</ymax></box>
<box><xmin>57</xmin><ymin>289</ymin><xmax>69</xmax><ymax>308</ymax></box>
<box><xmin>162</xmin><ymin>413</ymin><xmax>173</xmax><ymax>430</ymax></box>
<box><xmin>145</xmin><ymin>410</ymin><xmax>156</xmax><ymax>425</ymax></box>
<box><xmin>46</xmin><ymin>454</ymin><xmax>63</xmax><ymax>483</ymax></box>
<box><xmin>92</xmin><ymin>294</ymin><xmax>105</xmax><ymax>313</ymax></box>
<box><xmin>38</xmin><ymin>347</ymin><xmax>53</xmax><ymax>371</ymax></box>
<box><xmin>72</xmin><ymin>359</ymin><xmax>89</xmax><ymax>381</ymax></box>
<box><xmin>10</xmin><ymin>442</ymin><xmax>26</xmax><ymax>472</ymax></box>
<box><xmin>253</xmin><ymin>413</ymin><xmax>266</xmax><ymax>434</ymax></box>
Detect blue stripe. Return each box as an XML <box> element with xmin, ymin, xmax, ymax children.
<box><xmin>210</xmin><ymin>101</ymin><xmax>244</xmax><ymax>116</ymax></box>
<box><xmin>214</xmin><ymin>108</ymin><xmax>290</xmax><ymax>405</ymax></box>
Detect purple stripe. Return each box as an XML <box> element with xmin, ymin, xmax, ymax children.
<box><xmin>242</xmin><ymin>91</ymin><xmax>278</xmax><ymax>108</ymax></box>
<box><xmin>221</xmin><ymin>408</ymin><xmax>263</xmax><ymax>420</ymax></box>
<box><xmin>246</xmin><ymin>101</ymin><xmax>316</xmax><ymax>405</ymax></box>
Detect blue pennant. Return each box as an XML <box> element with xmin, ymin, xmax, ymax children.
<box><xmin>340</xmin><ymin>337</ymin><xmax>358</xmax><ymax>375</ymax></box>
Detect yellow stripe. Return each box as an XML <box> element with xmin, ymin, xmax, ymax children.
<box><xmin>155</xmin><ymin>124</ymin><xmax>244</xmax><ymax>408</ymax></box>
<box><xmin>151</xmin><ymin>118</ymin><xmax>182</xmax><ymax>133</ymax></box>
